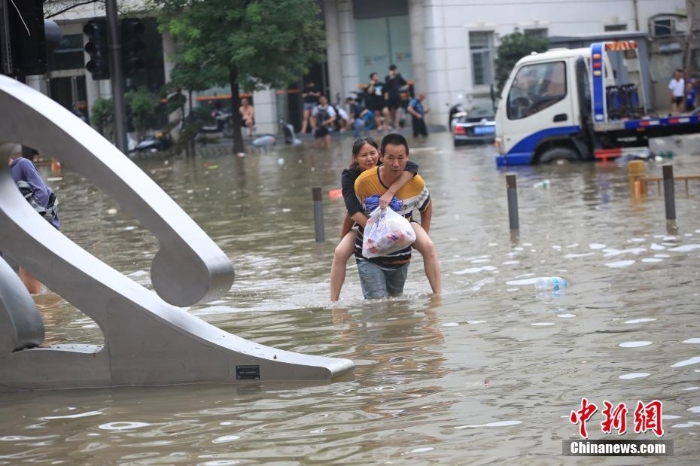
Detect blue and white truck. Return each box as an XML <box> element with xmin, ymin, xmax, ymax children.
<box><xmin>495</xmin><ymin>41</ymin><xmax>700</xmax><ymax>166</ymax></box>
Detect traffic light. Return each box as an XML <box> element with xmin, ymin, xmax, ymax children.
<box><xmin>121</xmin><ymin>19</ymin><xmax>145</xmax><ymax>78</ymax></box>
<box><xmin>83</xmin><ymin>18</ymin><xmax>110</xmax><ymax>80</ymax></box>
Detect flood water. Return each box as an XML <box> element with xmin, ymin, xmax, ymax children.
<box><xmin>1</xmin><ymin>132</ymin><xmax>700</xmax><ymax>464</ymax></box>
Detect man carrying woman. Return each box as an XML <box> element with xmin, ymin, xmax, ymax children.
<box><xmin>329</xmin><ymin>135</ymin><xmax>441</xmax><ymax>301</ymax></box>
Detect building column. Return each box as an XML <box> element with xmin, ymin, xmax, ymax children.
<box><xmin>252</xmin><ymin>88</ymin><xmax>277</xmax><ymax>135</ymax></box>
<box><xmin>408</xmin><ymin>0</ymin><xmax>427</xmax><ymax>97</ymax></box>
<box><xmin>323</xmin><ymin>0</ymin><xmax>343</xmax><ymax>101</ymax></box>
<box><xmin>338</xmin><ymin>0</ymin><xmax>358</xmax><ymax>101</ymax></box>
<box><xmin>161</xmin><ymin>31</ymin><xmax>183</xmax><ymax>138</ymax></box>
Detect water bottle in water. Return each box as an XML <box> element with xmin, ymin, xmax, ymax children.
<box><xmin>534</xmin><ymin>277</ymin><xmax>568</xmax><ymax>291</ymax></box>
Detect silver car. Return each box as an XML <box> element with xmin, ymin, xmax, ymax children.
<box><xmin>452</xmin><ymin>107</ymin><xmax>496</xmax><ymax>145</ymax></box>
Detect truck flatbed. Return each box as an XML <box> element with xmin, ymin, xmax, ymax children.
<box><xmin>594</xmin><ymin>114</ymin><xmax>700</xmax><ymax>132</ymax></box>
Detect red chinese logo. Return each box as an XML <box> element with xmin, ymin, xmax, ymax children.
<box><xmin>633</xmin><ymin>400</ymin><xmax>664</xmax><ymax>437</ymax></box>
<box><xmin>570</xmin><ymin>399</ymin><xmax>663</xmax><ymax>438</ymax></box>
<box><xmin>570</xmin><ymin>398</ymin><xmax>598</xmax><ymax>438</ymax></box>
<box><xmin>601</xmin><ymin>401</ymin><xmax>628</xmax><ymax>435</ymax></box>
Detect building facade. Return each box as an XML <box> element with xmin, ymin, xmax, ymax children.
<box><xmin>323</xmin><ymin>0</ymin><xmax>687</xmax><ymax>128</ymax></box>
<box><xmin>38</xmin><ymin>0</ymin><xmax>688</xmax><ymax>136</ymax></box>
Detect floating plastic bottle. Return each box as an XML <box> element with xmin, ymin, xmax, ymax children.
<box><xmin>534</xmin><ymin>276</ymin><xmax>568</xmax><ymax>291</ymax></box>
<box><xmin>533</xmin><ymin>179</ymin><xmax>550</xmax><ymax>189</ymax></box>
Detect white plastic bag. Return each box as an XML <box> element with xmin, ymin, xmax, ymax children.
<box><xmin>362</xmin><ymin>207</ymin><xmax>416</xmax><ymax>258</ymax></box>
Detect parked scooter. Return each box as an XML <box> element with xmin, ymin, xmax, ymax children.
<box><xmin>191</xmin><ymin>110</ymin><xmax>233</xmax><ymax>137</ymax></box>
<box><xmin>129</xmin><ymin>132</ymin><xmax>172</xmax><ymax>155</ymax></box>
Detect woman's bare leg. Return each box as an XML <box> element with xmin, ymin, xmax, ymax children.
<box><xmin>301</xmin><ymin>109</ymin><xmax>311</xmax><ymax>134</ymax></box>
<box><xmin>330</xmin><ymin>231</ymin><xmax>358</xmax><ymax>301</ymax></box>
<box><xmin>411</xmin><ymin>224</ymin><xmax>442</xmax><ymax>294</ymax></box>
<box><xmin>19</xmin><ymin>267</ymin><xmax>42</xmax><ymax>294</ymax></box>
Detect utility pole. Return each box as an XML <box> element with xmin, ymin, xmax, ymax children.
<box><xmin>685</xmin><ymin>0</ymin><xmax>700</xmax><ymax>78</ymax></box>
<box><xmin>106</xmin><ymin>0</ymin><xmax>128</xmax><ymax>154</ymax></box>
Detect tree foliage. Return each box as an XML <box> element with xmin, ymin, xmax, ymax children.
<box><xmin>125</xmin><ymin>86</ymin><xmax>162</xmax><ymax>136</ymax></box>
<box><xmin>152</xmin><ymin>0</ymin><xmax>326</xmax><ymax>152</ymax></box>
<box><xmin>91</xmin><ymin>97</ymin><xmax>114</xmax><ymax>136</ymax></box>
<box><xmin>495</xmin><ymin>29</ymin><xmax>549</xmax><ymax>93</ymax></box>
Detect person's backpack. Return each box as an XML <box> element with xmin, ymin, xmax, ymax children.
<box><xmin>17</xmin><ymin>180</ymin><xmax>58</xmax><ymax>224</ymax></box>
<box><xmin>315</xmin><ymin>105</ymin><xmax>331</xmax><ymax>128</ymax></box>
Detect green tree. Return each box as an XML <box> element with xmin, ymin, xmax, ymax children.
<box><xmin>152</xmin><ymin>0</ymin><xmax>326</xmax><ymax>153</ymax></box>
<box><xmin>495</xmin><ymin>29</ymin><xmax>549</xmax><ymax>93</ymax></box>
<box><xmin>91</xmin><ymin>97</ymin><xmax>114</xmax><ymax>136</ymax></box>
<box><xmin>125</xmin><ymin>86</ymin><xmax>162</xmax><ymax>139</ymax></box>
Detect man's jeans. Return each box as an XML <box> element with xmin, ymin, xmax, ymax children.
<box><xmin>357</xmin><ymin>260</ymin><xmax>409</xmax><ymax>299</ymax></box>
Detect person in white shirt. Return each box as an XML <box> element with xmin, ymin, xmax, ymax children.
<box><xmin>311</xmin><ymin>95</ymin><xmax>337</xmax><ymax>149</ymax></box>
<box><xmin>669</xmin><ymin>69</ymin><xmax>685</xmax><ymax>115</ymax></box>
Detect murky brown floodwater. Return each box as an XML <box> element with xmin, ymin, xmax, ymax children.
<box><xmin>1</xmin><ymin>132</ymin><xmax>699</xmax><ymax>464</ymax></box>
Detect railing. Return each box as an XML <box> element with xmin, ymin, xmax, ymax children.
<box><xmin>628</xmin><ymin>161</ymin><xmax>700</xmax><ymax>198</ymax></box>
<box><xmin>628</xmin><ymin>160</ymin><xmax>700</xmax><ymax>223</ymax></box>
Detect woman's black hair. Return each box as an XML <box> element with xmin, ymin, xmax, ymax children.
<box><xmin>349</xmin><ymin>137</ymin><xmax>379</xmax><ymax>169</ymax></box>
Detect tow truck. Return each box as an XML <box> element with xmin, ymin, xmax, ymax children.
<box><xmin>494</xmin><ymin>41</ymin><xmax>700</xmax><ymax>166</ymax></box>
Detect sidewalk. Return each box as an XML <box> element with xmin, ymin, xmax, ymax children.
<box><xmin>192</xmin><ymin>123</ymin><xmax>449</xmax><ymax>157</ymax></box>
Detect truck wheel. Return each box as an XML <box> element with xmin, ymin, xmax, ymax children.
<box><xmin>539</xmin><ymin>147</ymin><xmax>579</xmax><ymax>164</ymax></box>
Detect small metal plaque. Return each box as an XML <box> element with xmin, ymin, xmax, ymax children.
<box><xmin>236</xmin><ymin>365</ymin><xmax>260</xmax><ymax>380</ymax></box>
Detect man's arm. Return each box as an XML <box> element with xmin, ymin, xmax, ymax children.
<box><xmin>407</xmin><ymin>102</ymin><xmax>421</xmax><ymax>118</ymax></box>
<box><xmin>419</xmin><ymin>200</ymin><xmax>432</xmax><ymax>234</ymax></box>
<box><xmin>20</xmin><ymin>160</ymin><xmax>50</xmax><ymax>207</ymax></box>
<box><xmin>324</xmin><ymin>107</ymin><xmax>337</xmax><ymax>126</ymax></box>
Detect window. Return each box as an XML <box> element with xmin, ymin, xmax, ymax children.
<box><xmin>47</xmin><ymin>34</ymin><xmax>85</xmax><ymax>72</ymax></box>
<box><xmin>470</xmin><ymin>31</ymin><xmax>494</xmax><ymax>87</ymax></box>
<box><xmin>524</xmin><ymin>28</ymin><xmax>548</xmax><ymax>38</ymax></box>
<box><xmin>604</xmin><ymin>24</ymin><xmax>628</xmax><ymax>32</ymax></box>
<box><xmin>507</xmin><ymin>61</ymin><xmax>567</xmax><ymax>120</ymax></box>
<box><xmin>652</xmin><ymin>19</ymin><xmax>674</xmax><ymax>36</ymax></box>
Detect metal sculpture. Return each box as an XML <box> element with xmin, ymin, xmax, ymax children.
<box><xmin>0</xmin><ymin>76</ymin><xmax>353</xmax><ymax>390</ymax></box>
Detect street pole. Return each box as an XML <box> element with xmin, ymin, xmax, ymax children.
<box><xmin>0</xmin><ymin>0</ymin><xmax>13</xmax><ymax>75</ymax></box>
<box><xmin>106</xmin><ymin>0</ymin><xmax>128</xmax><ymax>154</ymax></box>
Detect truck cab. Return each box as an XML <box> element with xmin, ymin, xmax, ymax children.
<box><xmin>494</xmin><ymin>41</ymin><xmax>670</xmax><ymax>166</ymax></box>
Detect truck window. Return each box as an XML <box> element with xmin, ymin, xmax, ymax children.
<box><xmin>507</xmin><ymin>61</ymin><xmax>567</xmax><ymax>120</ymax></box>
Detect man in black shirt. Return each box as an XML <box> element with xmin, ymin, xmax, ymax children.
<box><xmin>384</xmin><ymin>64</ymin><xmax>407</xmax><ymax>130</ymax></box>
<box><xmin>366</xmin><ymin>72</ymin><xmax>390</xmax><ymax>131</ymax></box>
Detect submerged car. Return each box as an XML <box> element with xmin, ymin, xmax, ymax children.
<box><xmin>452</xmin><ymin>107</ymin><xmax>496</xmax><ymax>145</ymax></box>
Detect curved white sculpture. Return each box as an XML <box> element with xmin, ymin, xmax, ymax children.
<box><xmin>0</xmin><ymin>76</ymin><xmax>353</xmax><ymax>390</ymax></box>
